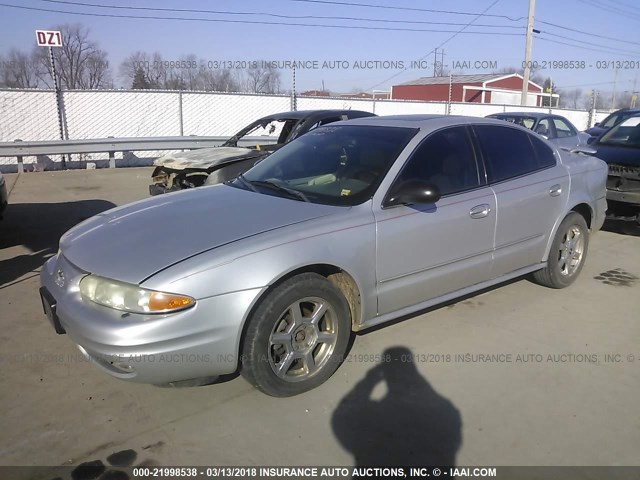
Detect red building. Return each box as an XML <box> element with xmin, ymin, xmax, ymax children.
<box><xmin>300</xmin><ymin>90</ymin><xmax>331</xmax><ymax>97</ymax></box>
<box><xmin>391</xmin><ymin>73</ymin><xmax>549</xmax><ymax>106</ymax></box>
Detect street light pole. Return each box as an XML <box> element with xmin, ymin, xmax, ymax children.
<box><xmin>521</xmin><ymin>0</ymin><xmax>536</xmax><ymax>106</ymax></box>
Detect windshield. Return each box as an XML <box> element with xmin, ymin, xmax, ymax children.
<box><xmin>236</xmin><ymin>125</ymin><xmax>418</xmax><ymax>206</ymax></box>
<box><xmin>493</xmin><ymin>115</ymin><xmax>536</xmax><ymax>129</ymax></box>
<box><xmin>222</xmin><ymin>118</ymin><xmax>299</xmax><ymax>147</ymax></box>
<box><xmin>598</xmin><ymin>116</ymin><xmax>640</xmax><ymax>148</ymax></box>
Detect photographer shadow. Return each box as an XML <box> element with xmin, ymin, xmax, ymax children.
<box><xmin>331</xmin><ymin>346</ymin><xmax>462</xmax><ymax>467</ymax></box>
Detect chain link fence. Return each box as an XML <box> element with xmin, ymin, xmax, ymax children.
<box><xmin>0</xmin><ymin>88</ymin><xmax>613</xmax><ymax>170</ymax></box>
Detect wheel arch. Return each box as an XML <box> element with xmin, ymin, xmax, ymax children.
<box><xmin>570</xmin><ymin>202</ymin><xmax>593</xmax><ymax>229</ymax></box>
<box><xmin>236</xmin><ymin>263</ymin><xmax>364</xmax><ymax>363</ymax></box>
<box><xmin>542</xmin><ymin>202</ymin><xmax>593</xmax><ymax>261</ymax></box>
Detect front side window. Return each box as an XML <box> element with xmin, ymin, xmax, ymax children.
<box><xmin>474</xmin><ymin>125</ymin><xmax>546</xmax><ymax>183</ymax></box>
<box><xmin>238</xmin><ymin>125</ymin><xmax>418</xmax><ymax>206</ymax></box>
<box><xmin>553</xmin><ymin>118</ymin><xmax>576</xmax><ymax>138</ymax></box>
<box><xmin>601</xmin><ymin>113</ymin><xmax>621</xmax><ymax>129</ymax></box>
<box><xmin>392</xmin><ymin>126</ymin><xmax>481</xmax><ymax>196</ymax></box>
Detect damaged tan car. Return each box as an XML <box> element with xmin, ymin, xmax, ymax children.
<box><xmin>149</xmin><ymin>109</ymin><xmax>375</xmax><ymax>195</ymax></box>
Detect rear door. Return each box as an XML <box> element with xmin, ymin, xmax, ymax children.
<box><xmin>472</xmin><ymin>124</ymin><xmax>569</xmax><ymax>278</ymax></box>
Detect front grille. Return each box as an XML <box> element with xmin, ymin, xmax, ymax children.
<box><xmin>608</xmin><ymin>164</ymin><xmax>640</xmax><ymax>179</ymax></box>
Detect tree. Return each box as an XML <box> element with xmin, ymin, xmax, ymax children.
<box><xmin>131</xmin><ymin>66</ymin><xmax>151</xmax><ymax>89</ymax></box>
<box><xmin>0</xmin><ymin>49</ymin><xmax>39</xmax><ymax>88</ymax></box>
<box><xmin>540</xmin><ymin>77</ymin><xmax>561</xmax><ymax>107</ymax></box>
<box><xmin>197</xmin><ymin>67</ymin><xmax>240</xmax><ymax>92</ymax></box>
<box><xmin>243</xmin><ymin>65</ymin><xmax>281</xmax><ymax>94</ymax></box>
<box><xmin>560</xmin><ymin>88</ymin><xmax>583</xmax><ymax>109</ymax></box>
<box><xmin>34</xmin><ymin>23</ymin><xmax>111</xmax><ymax>89</ymax></box>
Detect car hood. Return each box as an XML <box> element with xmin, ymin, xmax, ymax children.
<box><xmin>591</xmin><ymin>144</ymin><xmax>640</xmax><ymax>166</ymax></box>
<box><xmin>154</xmin><ymin>146</ymin><xmax>266</xmax><ymax>171</ymax></box>
<box><xmin>59</xmin><ymin>185</ymin><xmax>339</xmax><ymax>284</ymax></box>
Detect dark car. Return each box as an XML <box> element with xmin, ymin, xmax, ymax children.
<box><xmin>0</xmin><ymin>171</ymin><xmax>7</xmax><ymax>219</ymax></box>
<box><xmin>149</xmin><ymin>109</ymin><xmax>376</xmax><ymax>195</ymax></box>
<box><xmin>590</xmin><ymin>114</ymin><xmax>640</xmax><ymax>221</ymax></box>
<box><xmin>486</xmin><ymin>112</ymin><xmax>589</xmax><ymax>149</ymax></box>
<box><xmin>585</xmin><ymin>108</ymin><xmax>640</xmax><ymax>142</ymax></box>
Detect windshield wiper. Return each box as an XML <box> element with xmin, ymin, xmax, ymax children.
<box><xmin>247</xmin><ymin>180</ymin><xmax>310</xmax><ymax>202</ymax></box>
<box><xmin>233</xmin><ymin>173</ymin><xmax>258</xmax><ymax>192</ymax></box>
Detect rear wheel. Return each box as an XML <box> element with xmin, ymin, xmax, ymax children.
<box><xmin>533</xmin><ymin>212</ymin><xmax>589</xmax><ymax>289</ymax></box>
<box><xmin>241</xmin><ymin>273</ymin><xmax>351</xmax><ymax>396</ymax></box>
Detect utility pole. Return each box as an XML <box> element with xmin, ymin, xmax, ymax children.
<box><xmin>521</xmin><ymin>0</ymin><xmax>536</xmax><ymax>106</ymax></box>
<box><xmin>611</xmin><ymin>69</ymin><xmax>618</xmax><ymax>109</ymax></box>
<box><xmin>433</xmin><ymin>48</ymin><xmax>438</xmax><ymax>77</ymax></box>
<box><xmin>438</xmin><ymin>49</ymin><xmax>446</xmax><ymax>76</ymax></box>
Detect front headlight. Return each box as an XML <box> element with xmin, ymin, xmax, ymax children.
<box><xmin>79</xmin><ymin>275</ymin><xmax>195</xmax><ymax>314</ymax></box>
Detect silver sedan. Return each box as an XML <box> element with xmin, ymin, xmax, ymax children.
<box><xmin>40</xmin><ymin>115</ymin><xmax>607</xmax><ymax>396</ymax></box>
<box><xmin>486</xmin><ymin>112</ymin><xmax>590</xmax><ymax>149</ymax></box>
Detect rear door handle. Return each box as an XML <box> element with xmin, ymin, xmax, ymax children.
<box><xmin>470</xmin><ymin>204</ymin><xmax>491</xmax><ymax>219</ymax></box>
<box><xmin>549</xmin><ymin>184</ymin><xmax>562</xmax><ymax>197</ymax></box>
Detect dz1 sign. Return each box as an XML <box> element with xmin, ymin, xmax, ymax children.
<box><xmin>36</xmin><ymin>30</ymin><xmax>62</xmax><ymax>47</ymax></box>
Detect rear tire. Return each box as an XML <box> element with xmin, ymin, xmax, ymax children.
<box><xmin>533</xmin><ymin>212</ymin><xmax>589</xmax><ymax>289</ymax></box>
<box><xmin>241</xmin><ymin>273</ymin><xmax>351</xmax><ymax>397</ymax></box>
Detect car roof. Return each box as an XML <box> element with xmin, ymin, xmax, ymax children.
<box><xmin>488</xmin><ymin>112</ymin><xmax>565</xmax><ymax>119</ymax></box>
<box><xmin>339</xmin><ymin>114</ymin><xmax>515</xmax><ymax>129</ymax></box>
<box><xmin>608</xmin><ymin>108</ymin><xmax>640</xmax><ymax>114</ymax></box>
<box><xmin>257</xmin><ymin>109</ymin><xmax>374</xmax><ymax>121</ymax></box>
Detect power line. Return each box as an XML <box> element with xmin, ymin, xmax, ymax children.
<box><xmin>0</xmin><ymin>3</ymin><xmax>528</xmax><ymax>34</ymax></box>
<box><xmin>575</xmin><ymin>0</ymin><xmax>640</xmax><ymax>21</ymax></box>
<box><xmin>286</xmin><ymin>0</ymin><xmax>525</xmax><ymax>21</ymax></box>
<box><xmin>600</xmin><ymin>0</ymin><xmax>640</xmax><ymax>13</ymax></box>
<box><xmin>534</xmin><ymin>36</ymin><xmax>640</xmax><ymax>59</ymax></box>
<box><xmin>365</xmin><ymin>0</ymin><xmax>504</xmax><ymax>91</ymax></box>
<box><xmin>539</xmin><ymin>31</ymin><xmax>640</xmax><ymax>57</ymax></box>
<box><xmin>36</xmin><ymin>0</ymin><xmax>526</xmax><ymax>30</ymax></box>
<box><xmin>559</xmin><ymin>79</ymin><xmax>634</xmax><ymax>89</ymax></box>
<box><xmin>537</xmin><ymin>20</ymin><xmax>640</xmax><ymax>47</ymax></box>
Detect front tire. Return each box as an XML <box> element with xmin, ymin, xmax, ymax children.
<box><xmin>241</xmin><ymin>273</ymin><xmax>351</xmax><ymax>397</ymax></box>
<box><xmin>533</xmin><ymin>212</ymin><xmax>589</xmax><ymax>289</ymax></box>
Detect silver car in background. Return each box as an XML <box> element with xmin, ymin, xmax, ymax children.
<box><xmin>40</xmin><ymin>115</ymin><xmax>607</xmax><ymax>396</ymax></box>
<box><xmin>486</xmin><ymin>112</ymin><xmax>590</xmax><ymax>149</ymax></box>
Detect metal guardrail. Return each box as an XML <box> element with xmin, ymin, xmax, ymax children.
<box><xmin>0</xmin><ymin>136</ymin><xmax>278</xmax><ymax>172</ymax></box>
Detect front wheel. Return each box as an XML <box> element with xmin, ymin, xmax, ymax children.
<box><xmin>533</xmin><ymin>212</ymin><xmax>589</xmax><ymax>289</ymax></box>
<box><xmin>241</xmin><ymin>273</ymin><xmax>352</xmax><ymax>396</ymax></box>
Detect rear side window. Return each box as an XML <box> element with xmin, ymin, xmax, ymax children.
<box><xmin>474</xmin><ymin>125</ymin><xmax>552</xmax><ymax>183</ymax></box>
<box><xmin>528</xmin><ymin>135</ymin><xmax>556</xmax><ymax>168</ymax></box>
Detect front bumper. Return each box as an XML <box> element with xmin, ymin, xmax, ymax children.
<box><xmin>40</xmin><ymin>254</ymin><xmax>264</xmax><ymax>384</ymax></box>
<box><xmin>606</xmin><ymin>189</ymin><xmax>640</xmax><ymax>206</ymax></box>
<box><xmin>606</xmin><ymin>165</ymin><xmax>640</xmax><ymax>206</ymax></box>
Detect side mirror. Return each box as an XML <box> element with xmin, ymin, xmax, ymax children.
<box><xmin>594</xmin><ymin>122</ymin><xmax>600</xmax><ymax>127</ymax></box>
<box><xmin>385</xmin><ymin>180</ymin><xmax>441</xmax><ymax>207</ymax></box>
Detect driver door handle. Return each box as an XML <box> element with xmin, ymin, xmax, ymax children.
<box><xmin>470</xmin><ymin>204</ymin><xmax>491</xmax><ymax>219</ymax></box>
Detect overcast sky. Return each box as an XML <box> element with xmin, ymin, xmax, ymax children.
<box><xmin>0</xmin><ymin>0</ymin><xmax>638</xmax><ymax>97</ymax></box>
